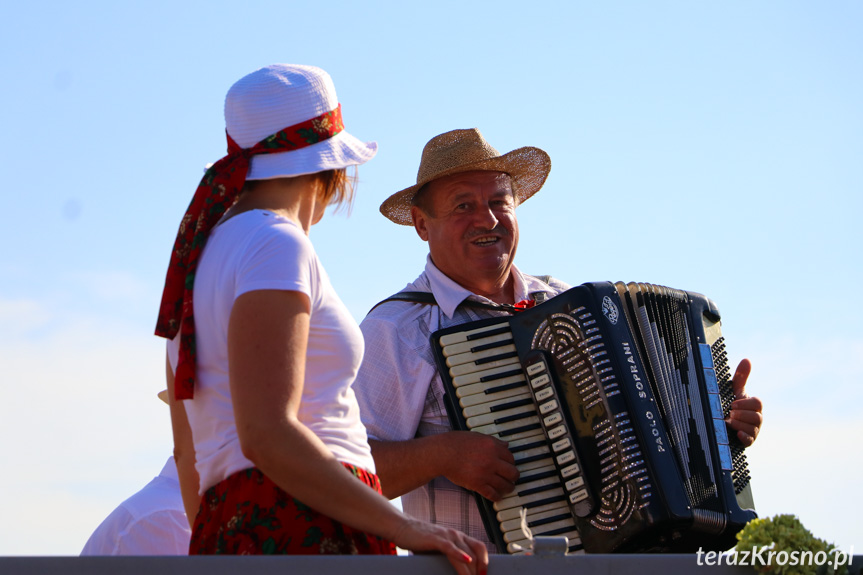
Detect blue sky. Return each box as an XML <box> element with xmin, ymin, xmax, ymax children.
<box><xmin>1</xmin><ymin>0</ymin><xmax>860</xmax><ymax>555</ymax></box>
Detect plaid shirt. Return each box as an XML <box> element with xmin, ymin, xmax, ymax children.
<box><xmin>354</xmin><ymin>257</ymin><xmax>569</xmax><ymax>553</ymax></box>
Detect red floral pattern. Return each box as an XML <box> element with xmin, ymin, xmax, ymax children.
<box><xmin>189</xmin><ymin>464</ymin><xmax>396</xmax><ymax>556</ymax></box>
<box><xmin>155</xmin><ymin>106</ymin><xmax>344</xmax><ymax>400</ymax></box>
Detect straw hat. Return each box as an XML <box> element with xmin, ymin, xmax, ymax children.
<box><xmin>380</xmin><ymin>128</ymin><xmax>551</xmax><ymax>225</ymax></box>
<box><xmin>224</xmin><ymin>64</ymin><xmax>377</xmax><ymax>180</ymax></box>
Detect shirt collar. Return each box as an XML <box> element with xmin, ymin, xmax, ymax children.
<box><xmin>423</xmin><ymin>255</ymin><xmax>551</xmax><ymax>319</ymax></box>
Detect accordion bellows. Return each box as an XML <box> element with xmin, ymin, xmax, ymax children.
<box><xmin>431</xmin><ymin>282</ymin><xmax>756</xmax><ymax>554</ymax></box>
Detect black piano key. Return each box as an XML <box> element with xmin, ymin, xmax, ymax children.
<box><xmin>476</xmin><ymin>351</ymin><xmax>519</xmax><ymax>365</ymax></box>
<box><xmin>466</xmin><ymin>326</ymin><xmax>511</xmax><ymax>341</ymax></box>
<box><xmin>528</xmin><ymin>513</ymin><xmax>573</xmax><ymax>528</ymax></box>
<box><xmin>480</xmin><ymin>368</ymin><xmax>524</xmax><ymax>383</ymax></box>
<box><xmin>490</xmin><ymin>397</ymin><xmax>534</xmax><ymax>412</ymax></box>
<box><xmin>517</xmin><ymin>470</ymin><xmax>559</xmax><ymax>485</ymax></box>
<box><xmin>509</xmin><ymin>440</ymin><xmax>547</xmax><ymax>454</ymax></box>
<box><xmin>514</xmin><ymin>453</ymin><xmax>552</xmax><ymax>466</ymax></box>
<box><xmin>524</xmin><ymin>495</ymin><xmax>567</xmax><ymax>509</ymax></box>
<box><xmin>538</xmin><ymin>526</ymin><xmax>578</xmax><ymax>537</ymax></box>
<box><xmin>518</xmin><ymin>484</ymin><xmax>560</xmax><ymax>498</ymax></box>
<box><xmin>471</xmin><ymin>339</ymin><xmax>516</xmax><ymax>353</ymax></box>
<box><xmin>484</xmin><ymin>381</ymin><xmax>527</xmax><ymax>394</ymax></box>
<box><xmin>495</xmin><ymin>411</ymin><xmax>536</xmax><ymax>425</ymax></box>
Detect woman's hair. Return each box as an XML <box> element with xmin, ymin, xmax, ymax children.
<box><xmin>240</xmin><ymin>167</ymin><xmax>357</xmax><ymax>214</ymax></box>
<box><xmin>316</xmin><ymin>167</ymin><xmax>357</xmax><ymax>214</ymax></box>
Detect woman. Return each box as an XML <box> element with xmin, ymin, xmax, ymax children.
<box><xmin>155</xmin><ymin>64</ymin><xmax>487</xmax><ymax>573</ymax></box>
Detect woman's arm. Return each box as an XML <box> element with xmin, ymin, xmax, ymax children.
<box><xmin>165</xmin><ymin>353</ymin><xmax>201</xmax><ymax>527</ymax></box>
<box><xmin>229</xmin><ymin>289</ymin><xmax>486</xmax><ymax>574</ymax></box>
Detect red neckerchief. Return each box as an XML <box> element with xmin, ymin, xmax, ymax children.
<box><xmin>155</xmin><ymin>105</ymin><xmax>345</xmax><ymax>400</ymax></box>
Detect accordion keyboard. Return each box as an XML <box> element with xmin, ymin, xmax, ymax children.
<box><xmin>438</xmin><ymin>321</ymin><xmax>584</xmax><ymax>553</ymax></box>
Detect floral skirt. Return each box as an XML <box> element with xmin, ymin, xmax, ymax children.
<box><xmin>190</xmin><ymin>464</ymin><xmax>397</xmax><ymax>555</ymax></box>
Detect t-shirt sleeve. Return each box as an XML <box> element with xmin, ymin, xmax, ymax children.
<box><xmin>234</xmin><ymin>222</ymin><xmax>318</xmax><ymax>302</ymax></box>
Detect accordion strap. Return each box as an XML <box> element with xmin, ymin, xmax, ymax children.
<box><xmin>369</xmin><ymin>291</ymin><xmax>524</xmax><ymax>315</ymax></box>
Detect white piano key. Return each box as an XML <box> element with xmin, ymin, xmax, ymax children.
<box><xmin>499</xmin><ymin>505</ymin><xmax>572</xmax><ymax>531</ymax></box>
<box><xmin>450</xmin><ymin>355</ymin><xmax>520</xmax><ymax>377</ymax></box>
<box><xmin>497</xmin><ymin>499</ymin><xmax>569</xmax><ymax>522</ymax></box>
<box><xmin>494</xmin><ymin>486</ymin><xmax>566</xmax><ymax>511</ymax></box>
<box><xmin>452</xmin><ymin>363</ymin><xmax>524</xmax><ymax>387</ymax></box>
<box><xmin>439</xmin><ymin>322</ymin><xmax>510</xmax><ymax>346</ymax></box>
<box><xmin>455</xmin><ymin>375</ymin><xmax>527</xmax><ymax>400</ymax></box>
<box><xmin>507</xmin><ymin>539</ymin><xmax>532</xmax><ymax>554</ymax></box>
<box><xmin>516</xmin><ymin>456</ymin><xmax>556</xmax><ymax>472</ymax></box>
<box><xmin>516</xmin><ymin>463</ymin><xmax>557</xmax><ymax>478</ymax></box>
<box><xmin>466</xmin><ymin>403</ymin><xmax>536</xmax><ymax>428</ymax></box>
<box><xmin>496</xmin><ymin>428</ymin><xmax>549</xmax><ymax>443</ymax></box>
<box><xmin>472</xmin><ymin>415</ymin><xmax>540</xmax><ymax>437</ymax></box>
<box><xmin>462</xmin><ymin>392</ymin><xmax>532</xmax><ymax>417</ymax></box>
<box><xmin>504</xmin><ymin>517</ymin><xmax>578</xmax><ymax>542</ymax></box>
<box><xmin>512</xmin><ymin>445</ymin><xmax>551</xmax><ymax>463</ymax></box>
<box><xmin>505</xmin><ymin>431</ymin><xmax>547</xmax><ymax>449</ymax></box>
<box><xmin>446</xmin><ymin>343</ymin><xmax>518</xmax><ymax>368</ymax></box>
<box><xmin>442</xmin><ymin>332</ymin><xmax>513</xmax><ymax>357</ymax></box>
<box><xmin>511</xmin><ymin>475</ymin><xmax>561</xmax><ymax>494</ymax></box>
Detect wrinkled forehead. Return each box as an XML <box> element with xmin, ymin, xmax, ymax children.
<box><xmin>427</xmin><ymin>170</ymin><xmax>513</xmax><ymax>196</ymax></box>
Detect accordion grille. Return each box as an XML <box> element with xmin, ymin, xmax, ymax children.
<box><xmin>712</xmin><ymin>337</ymin><xmax>753</xmax><ymax>495</ymax></box>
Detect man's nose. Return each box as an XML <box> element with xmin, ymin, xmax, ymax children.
<box><xmin>473</xmin><ymin>203</ymin><xmax>499</xmax><ymax>229</ymax></box>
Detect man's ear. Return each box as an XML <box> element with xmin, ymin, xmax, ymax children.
<box><xmin>412</xmin><ymin>205</ymin><xmax>430</xmax><ymax>241</ymax></box>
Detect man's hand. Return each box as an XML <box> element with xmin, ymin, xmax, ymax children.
<box><xmin>725</xmin><ymin>359</ymin><xmax>763</xmax><ymax>447</ymax></box>
<box><xmin>441</xmin><ymin>431</ymin><xmax>519</xmax><ymax>501</ymax></box>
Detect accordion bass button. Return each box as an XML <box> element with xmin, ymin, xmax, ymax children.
<box><xmin>543</xmin><ymin>412</ymin><xmax>563</xmax><ymax>426</ymax></box>
<box><xmin>552</xmin><ymin>437</ymin><xmax>571</xmax><ymax>452</ymax></box>
<box><xmin>565</xmin><ymin>476</ymin><xmax>585</xmax><ymax>491</ymax></box>
<box><xmin>539</xmin><ymin>399</ymin><xmax>559</xmax><ymax>414</ymax></box>
<box><xmin>530</xmin><ymin>373</ymin><xmax>551</xmax><ymax>388</ymax></box>
<box><xmin>556</xmin><ymin>450</ymin><xmax>576</xmax><ymax>465</ymax></box>
<box><xmin>526</xmin><ymin>362</ymin><xmax>546</xmax><ymax>376</ymax></box>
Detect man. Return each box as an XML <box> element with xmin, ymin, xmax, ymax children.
<box><xmin>81</xmin><ymin>392</ymin><xmax>191</xmax><ymax>555</ymax></box>
<box><xmin>353</xmin><ymin>128</ymin><xmax>764</xmax><ymax>552</ymax></box>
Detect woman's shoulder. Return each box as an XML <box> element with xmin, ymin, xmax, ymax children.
<box><xmin>224</xmin><ymin>210</ymin><xmax>312</xmax><ymax>248</ymax></box>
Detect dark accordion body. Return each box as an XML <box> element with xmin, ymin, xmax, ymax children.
<box><xmin>430</xmin><ymin>282</ymin><xmax>756</xmax><ymax>554</ymax></box>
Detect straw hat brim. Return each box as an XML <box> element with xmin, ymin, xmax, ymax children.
<box><xmin>380</xmin><ymin>146</ymin><xmax>551</xmax><ymax>226</ymax></box>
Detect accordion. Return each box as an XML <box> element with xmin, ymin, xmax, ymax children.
<box><xmin>430</xmin><ymin>281</ymin><xmax>756</xmax><ymax>554</ymax></box>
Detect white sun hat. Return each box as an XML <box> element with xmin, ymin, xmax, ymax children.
<box><xmin>224</xmin><ymin>64</ymin><xmax>377</xmax><ymax>179</ymax></box>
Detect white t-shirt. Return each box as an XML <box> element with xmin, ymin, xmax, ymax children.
<box><xmin>167</xmin><ymin>210</ymin><xmax>375</xmax><ymax>493</ymax></box>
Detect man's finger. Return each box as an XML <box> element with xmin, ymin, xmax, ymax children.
<box><xmin>731</xmin><ymin>358</ymin><xmax>752</xmax><ymax>399</ymax></box>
